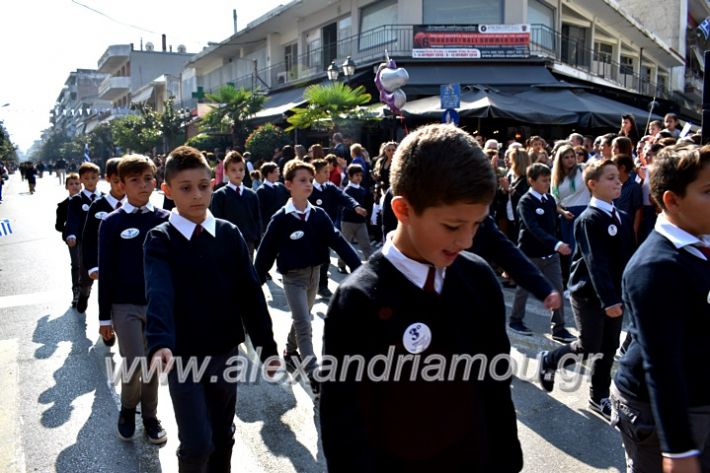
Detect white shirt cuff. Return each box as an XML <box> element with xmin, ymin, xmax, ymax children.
<box><xmin>88</xmin><ymin>267</ymin><xmax>99</xmax><ymax>276</ymax></box>
<box><xmin>662</xmin><ymin>450</ymin><xmax>700</xmax><ymax>459</ymax></box>
<box><xmin>67</xmin><ymin>235</ymin><xmax>76</xmax><ymax>241</ymax></box>
<box><xmin>554</xmin><ymin>241</ymin><xmax>564</xmax><ymax>251</ymax></box>
<box><xmin>99</xmin><ymin>320</ymin><xmax>112</xmax><ymax>327</ymax></box>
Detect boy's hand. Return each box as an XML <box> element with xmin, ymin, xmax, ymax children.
<box><xmin>543</xmin><ymin>291</ymin><xmax>561</xmax><ymax>310</ymax></box>
<box><xmin>663</xmin><ymin>456</ymin><xmax>701</xmax><ymax>473</ymax></box>
<box><xmin>605</xmin><ymin>304</ymin><xmax>623</xmax><ymax>318</ymax></box>
<box><xmin>557</xmin><ymin>243</ymin><xmax>572</xmax><ymax>256</ymax></box>
<box><xmin>99</xmin><ymin>325</ymin><xmax>114</xmax><ymax>341</ymax></box>
<box><xmin>152</xmin><ymin>348</ymin><xmax>174</xmax><ymax>374</ymax></box>
<box><xmin>355</xmin><ymin>206</ymin><xmax>368</xmax><ymax>217</ymax></box>
<box><xmin>66</xmin><ymin>236</ymin><xmax>76</xmax><ymax>248</ymax></box>
<box><xmin>89</xmin><ymin>270</ymin><xmax>99</xmax><ymax>280</ymax></box>
<box><xmin>561</xmin><ymin>210</ymin><xmax>575</xmax><ymax>220</ymax></box>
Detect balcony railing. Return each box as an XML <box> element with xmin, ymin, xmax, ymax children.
<box><xmin>199</xmin><ymin>23</ymin><xmax>669</xmax><ymax>99</ymax></box>
<box><xmin>98</xmin><ymin>76</ymin><xmax>131</xmax><ymax>100</ymax></box>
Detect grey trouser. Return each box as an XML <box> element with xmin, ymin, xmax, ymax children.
<box><xmin>56</xmin><ymin>169</ymin><xmax>66</xmax><ymax>185</ymax></box>
<box><xmin>340</xmin><ymin>221</ymin><xmax>372</xmax><ymax>261</ymax></box>
<box><xmin>282</xmin><ymin>266</ymin><xmax>320</xmax><ymax>374</ymax></box>
<box><xmin>112</xmin><ymin>303</ymin><xmax>158</xmax><ymax>418</ymax></box>
<box><xmin>509</xmin><ymin>253</ymin><xmax>566</xmax><ymax>332</ymax></box>
<box><xmin>610</xmin><ymin>384</ymin><xmax>710</xmax><ymax>473</ymax></box>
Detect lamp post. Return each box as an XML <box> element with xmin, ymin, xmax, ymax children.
<box><xmin>327</xmin><ymin>56</ymin><xmax>357</xmax><ymax>81</ymax></box>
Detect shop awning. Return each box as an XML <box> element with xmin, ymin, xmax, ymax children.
<box><xmin>251</xmin><ymin>86</ymin><xmax>307</xmax><ymax>123</ymax></box>
<box><xmin>130</xmin><ymin>85</ymin><xmax>155</xmax><ymax>104</ymax></box>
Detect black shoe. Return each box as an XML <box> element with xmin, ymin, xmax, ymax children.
<box><xmin>318</xmin><ymin>286</ymin><xmax>332</xmax><ymax>298</ymax></box>
<box><xmin>284</xmin><ymin>350</ymin><xmax>302</xmax><ymax>374</ymax></box>
<box><xmin>337</xmin><ymin>265</ymin><xmax>348</xmax><ymax>274</ymax></box>
<box><xmin>508</xmin><ymin>321</ymin><xmax>533</xmax><ymax>336</ymax></box>
<box><xmin>143</xmin><ymin>417</ymin><xmax>168</xmax><ymax>444</ymax></box>
<box><xmin>589</xmin><ymin>397</ymin><xmax>612</xmax><ymax>421</ymax></box>
<box><xmin>552</xmin><ymin>329</ymin><xmax>577</xmax><ymax>344</ymax></box>
<box><xmin>265</xmin><ymin>272</ymin><xmax>272</xmax><ymax>281</ymax></box>
<box><xmin>117</xmin><ymin>407</ymin><xmax>136</xmax><ymax>441</ymax></box>
<box><xmin>538</xmin><ymin>351</ymin><xmax>555</xmax><ymax>392</ymax></box>
<box><xmin>76</xmin><ymin>294</ymin><xmax>89</xmax><ymax>314</ymax></box>
<box><xmin>308</xmin><ymin>373</ymin><xmax>321</xmax><ymax>397</ymax></box>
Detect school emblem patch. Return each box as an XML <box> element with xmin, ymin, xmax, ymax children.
<box><xmin>403</xmin><ymin>322</ymin><xmax>432</xmax><ymax>354</ymax></box>
<box><xmin>608</xmin><ymin>224</ymin><xmax>618</xmax><ymax>236</ymax></box>
<box><xmin>316</xmin><ymin>199</ymin><xmax>323</xmax><ymax>205</ymax></box>
<box><xmin>95</xmin><ymin>211</ymin><xmax>108</xmax><ymax>220</ymax></box>
<box><xmin>289</xmin><ymin>231</ymin><xmax>304</xmax><ymax>240</ymax></box>
<box><xmin>707</xmin><ymin>289</ymin><xmax>710</xmax><ymax>305</ymax></box>
<box><xmin>81</xmin><ymin>204</ymin><xmax>90</xmax><ymax>211</ymax></box>
<box><xmin>536</xmin><ymin>208</ymin><xmax>544</xmax><ymax>215</ymax></box>
<box><xmin>120</xmin><ymin>228</ymin><xmax>140</xmax><ymax>239</ymax></box>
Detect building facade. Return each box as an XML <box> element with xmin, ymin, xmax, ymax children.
<box><xmin>51</xmin><ymin>69</ymin><xmax>110</xmax><ymax>137</ymax></box>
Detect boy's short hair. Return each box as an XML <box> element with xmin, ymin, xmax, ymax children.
<box><xmin>283</xmin><ymin>159</ymin><xmax>315</xmax><ymax>181</ymax></box>
<box><xmin>65</xmin><ymin>172</ymin><xmax>80</xmax><ymax>188</ymax></box>
<box><xmin>390</xmin><ymin>124</ymin><xmax>496</xmax><ymax>213</ymax></box>
<box><xmin>224</xmin><ymin>151</ymin><xmax>245</xmax><ymax>169</ymax></box>
<box><xmin>526</xmin><ymin>162</ymin><xmax>552</xmax><ymax>181</ymax></box>
<box><xmin>347</xmin><ymin>163</ymin><xmax>364</xmax><ymax>178</ymax></box>
<box><xmin>324</xmin><ymin>154</ymin><xmax>338</xmax><ymax>165</ymax></box>
<box><xmin>657</xmin><ymin>136</ymin><xmax>677</xmax><ymax>147</ymax></box>
<box><xmin>164</xmin><ymin>146</ymin><xmax>210</xmax><ymax>184</ymax></box>
<box><xmin>78</xmin><ymin>162</ymin><xmax>100</xmax><ymax>176</ymax></box>
<box><xmin>650</xmin><ymin>144</ymin><xmax>710</xmax><ymax>210</ymax></box>
<box><xmin>612</xmin><ymin>154</ymin><xmax>635</xmax><ymax>173</ymax></box>
<box><xmin>260</xmin><ymin>161</ymin><xmax>279</xmax><ymax>177</ymax></box>
<box><xmin>583</xmin><ymin>159</ymin><xmax>616</xmax><ymax>190</ymax></box>
<box><xmin>118</xmin><ymin>154</ymin><xmax>157</xmax><ymax>181</ymax></box>
<box><xmin>649</xmin><ymin>120</ymin><xmax>663</xmax><ymax>129</ymax></box>
<box><xmin>311</xmin><ymin>159</ymin><xmax>328</xmax><ymax>173</ymax></box>
<box><xmin>250</xmin><ymin>170</ymin><xmax>262</xmax><ymax>180</ymax></box>
<box><xmin>105</xmin><ymin>157</ymin><xmax>123</xmax><ymax>178</ymax></box>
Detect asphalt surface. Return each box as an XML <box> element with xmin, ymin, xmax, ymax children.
<box><xmin>0</xmin><ymin>171</ymin><xmax>627</xmax><ymax>472</ymax></box>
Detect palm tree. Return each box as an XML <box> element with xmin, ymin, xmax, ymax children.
<box><xmin>201</xmin><ymin>85</ymin><xmax>266</xmax><ymax>146</ymax></box>
<box><xmin>286</xmin><ymin>82</ymin><xmax>373</xmax><ymax>132</ymax></box>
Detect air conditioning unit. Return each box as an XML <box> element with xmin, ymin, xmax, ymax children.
<box><xmin>276</xmin><ymin>71</ymin><xmax>289</xmax><ymax>84</ymax></box>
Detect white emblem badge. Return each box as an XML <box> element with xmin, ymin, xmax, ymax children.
<box><xmin>81</xmin><ymin>204</ymin><xmax>90</xmax><ymax>211</ymax></box>
<box><xmin>120</xmin><ymin>228</ymin><xmax>140</xmax><ymax>239</ymax></box>
<box><xmin>95</xmin><ymin>211</ymin><xmax>108</xmax><ymax>220</ymax></box>
<box><xmin>316</xmin><ymin>199</ymin><xmax>323</xmax><ymax>205</ymax></box>
<box><xmin>403</xmin><ymin>322</ymin><xmax>432</xmax><ymax>354</ymax></box>
<box><xmin>289</xmin><ymin>231</ymin><xmax>304</xmax><ymax>240</ymax></box>
<box><xmin>536</xmin><ymin>208</ymin><xmax>544</xmax><ymax>215</ymax></box>
<box><xmin>608</xmin><ymin>224</ymin><xmax>618</xmax><ymax>236</ymax></box>
<box><xmin>707</xmin><ymin>290</ymin><xmax>710</xmax><ymax>305</ymax></box>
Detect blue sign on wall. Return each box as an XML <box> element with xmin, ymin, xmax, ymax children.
<box><xmin>440</xmin><ymin>83</ymin><xmax>461</xmax><ymax>109</ymax></box>
<box><xmin>442</xmin><ymin>108</ymin><xmax>460</xmax><ymax>126</ymax></box>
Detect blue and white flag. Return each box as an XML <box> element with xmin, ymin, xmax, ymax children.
<box><xmin>699</xmin><ymin>17</ymin><xmax>710</xmax><ymax>39</ymax></box>
<box><xmin>83</xmin><ymin>143</ymin><xmax>91</xmax><ymax>162</ymax></box>
<box><xmin>0</xmin><ymin>219</ymin><xmax>12</xmax><ymax>237</ymax></box>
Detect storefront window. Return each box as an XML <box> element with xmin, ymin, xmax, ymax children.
<box><xmin>359</xmin><ymin>0</ymin><xmax>398</xmax><ymax>50</ymax></box>
<box><xmin>423</xmin><ymin>0</ymin><xmax>502</xmax><ymax>25</ymax></box>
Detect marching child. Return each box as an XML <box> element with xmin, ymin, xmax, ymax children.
<box><xmin>210</xmin><ymin>151</ymin><xmax>262</xmax><ymax>257</ymax></box>
<box><xmin>256</xmin><ymin>161</ymin><xmax>289</xmax><ymax>232</ymax></box>
<box><xmin>254</xmin><ymin>160</ymin><xmax>361</xmax><ymax>395</ymax></box>
<box><xmin>97</xmin><ymin>155</ymin><xmax>169</xmax><ymax>443</ymax></box>
<box><xmin>65</xmin><ymin>161</ymin><xmax>102</xmax><ymax>313</ymax></box>
<box><xmin>319</xmin><ymin>124</ymin><xmax>523</xmax><ymax>471</ymax></box>
<box><xmin>338</xmin><ymin>163</ymin><xmax>373</xmax><ymax>265</ymax></box>
<box><xmin>55</xmin><ymin>172</ymin><xmax>82</xmax><ymax>306</ymax></box>
<box><xmin>145</xmin><ymin>146</ymin><xmax>279</xmax><ymax>472</ymax></box>
<box><xmin>538</xmin><ymin>159</ymin><xmax>635</xmax><ymax>420</ymax></box>
<box><xmin>509</xmin><ymin>163</ymin><xmax>576</xmax><ymax>343</ymax></box>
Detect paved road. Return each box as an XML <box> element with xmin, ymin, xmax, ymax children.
<box><xmin>0</xmin><ymin>171</ymin><xmax>627</xmax><ymax>472</ymax></box>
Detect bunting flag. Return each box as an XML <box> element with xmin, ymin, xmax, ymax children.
<box><xmin>0</xmin><ymin>219</ymin><xmax>12</xmax><ymax>237</ymax></box>
<box><xmin>83</xmin><ymin>143</ymin><xmax>91</xmax><ymax>162</ymax></box>
<box><xmin>699</xmin><ymin>17</ymin><xmax>710</xmax><ymax>39</ymax></box>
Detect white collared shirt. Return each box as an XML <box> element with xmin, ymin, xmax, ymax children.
<box><xmin>529</xmin><ymin>189</ymin><xmax>549</xmax><ymax>203</ymax></box>
<box><xmin>122</xmin><ymin>201</ymin><xmax>155</xmax><ymax>214</ymax></box>
<box><xmin>104</xmin><ymin>193</ymin><xmax>126</xmax><ymax>210</ymax></box>
<box><xmin>82</xmin><ymin>189</ymin><xmax>100</xmax><ymax>200</ymax></box>
<box><xmin>285</xmin><ymin>199</ymin><xmax>314</xmax><ymax>221</ymax></box>
<box><xmin>227</xmin><ymin>182</ymin><xmax>244</xmax><ymax>194</ymax></box>
<box><xmin>169</xmin><ymin>209</ymin><xmax>217</xmax><ymax>240</ymax></box>
<box><xmin>589</xmin><ymin>197</ymin><xmax>616</xmax><ymax>219</ymax></box>
<box><xmin>313</xmin><ymin>181</ymin><xmax>324</xmax><ymax>192</ymax></box>
<box><xmin>263</xmin><ymin>180</ymin><xmax>275</xmax><ymax>188</ymax></box>
<box><xmin>655</xmin><ymin>213</ymin><xmax>710</xmax><ymax>261</ymax></box>
<box><xmin>382</xmin><ymin>232</ymin><xmax>445</xmax><ymax>294</ymax></box>
<box><xmin>348</xmin><ymin>182</ymin><xmax>361</xmax><ymax>189</ymax></box>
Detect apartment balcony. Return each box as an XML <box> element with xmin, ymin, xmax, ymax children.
<box><xmin>97</xmin><ymin>44</ymin><xmax>131</xmax><ymax>73</ymax></box>
<box><xmin>98</xmin><ymin>76</ymin><xmax>131</xmax><ymax>100</ymax></box>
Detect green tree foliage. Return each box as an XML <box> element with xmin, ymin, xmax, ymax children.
<box><xmin>245</xmin><ymin>124</ymin><xmax>289</xmax><ymax>163</ymax></box>
<box><xmin>286</xmin><ymin>82</ymin><xmax>374</xmax><ymax>132</ymax></box>
<box><xmin>110</xmin><ymin>112</ymin><xmax>161</xmax><ymax>153</ymax></box>
<box><xmin>87</xmin><ymin>123</ymin><xmax>114</xmax><ymax>159</ymax></box>
<box><xmin>201</xmin><ymin>85</ymin><xmax>266</xmax><ymax>146</ymax></box>
<box><xmin>0</xmin><ymin>120</ymin><xmax>18</xmax><ymax>163</ymax></box>
<box><xmin>185</xmin><ymin>133</ymin><xmax>231</xmax><ymax>152</ymax></box>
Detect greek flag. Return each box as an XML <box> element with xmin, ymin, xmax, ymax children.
<box><xmin>83</xmin><ymin>143</ymin><xmax>91</xmax><ymax>162</ymax></box>
<box><xmin>0</xmin><ymin>219</ymin><xmax>12</xmax><ymax>237</ymax></box>
<box><xmin>699</xmin><ymin>17</ymin><xmax>710</xmax><ymax>40</ymax></box>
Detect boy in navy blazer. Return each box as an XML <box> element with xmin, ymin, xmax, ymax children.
<box><xmin>98</xmin><ymin>155</ymin><xmax>169</xmax><ymax>444</ymax></box>
<box><xmin>145</xmin><ymin>146</ymin><xmax>279</xmax><ymax>472</ymax></box>
<box><xmin>538</xmin><ymin>159</ymin><xmax>634</xmax><ymax>420</ymax></box>
<box><xmin>255</xmin><ymin>161</ymin><xmax>289</xmax><ymax>232</ymax></box>
<box><xmin>65</xmin><ymin>162</ymin><xmax>102</xmax><ymax>314</ymax></box>
<box><xmin>320</xmin><ymin>124</ymin><xmax>522</xmax><ymax>471</ymax></box>
<box><xmin>612</xmin><ymin>145</ymin><xmax>710</xmax><ymax>473</ymax></box>
<box><xmin>55</xmin><ymin>172</ymin><xmax>82</xmax><ymax>306</ymax></box>
<box><xmin>210</xmin><ymin>151</ymin><xmax>262</xmax><ymax>257</ymax></box>
<box><xmin>338</xmin><ymin>163</ymin><xmax>373</xmax><ymax>268</ymax></box>
<box><xmin>509</xmin><ymin>163</ymin><xmax>576</xmax><ymax>343</ymax></box>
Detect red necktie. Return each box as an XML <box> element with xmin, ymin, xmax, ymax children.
<box><xmin>298</xmin><ymin>212</ymin><xmax>306</xmax><ymax>221</ymax></box>
<box><xmin>694</xmin><ymin>245</ymin><xmax>710</xmax><ymax>260</ymax></box>
<box><xmin>115</xmin><ymin>201</ymin><xmax>122</xmax><ymax>209</ymax></box>
<box><xmin>611</xmin><ymin>208</ymin><xmax>621</xmax><ymax>225</ymax></box>
<box><xmin>192</xmin><ymin>225</ymin><xmax>202</xmax><ymax>240</ymax></box>
<box><xmin>423</xmin><ymin>266</ymin><xmax>436</xmax><ymax>293</ymax></box>
<box><xmin>236</xmin><ymin>186</ymin><xmax>241</xmax><ymax>196</ymax></box>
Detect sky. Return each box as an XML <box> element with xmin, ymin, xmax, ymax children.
<box><xmin>0</xmin><ymin>0</ymin><xmax>285</xmax><ymax>153</ymax></box>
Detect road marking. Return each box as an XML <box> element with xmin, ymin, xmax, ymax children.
<box><xmin>0</xmin><ymin>290</ymin><xmax>64</xmax><ymax>309</ymax></box>
<box><xmin>0</xmin><ymin>339</ymin><xmax>26</xmax><ymax>473</ymax></box>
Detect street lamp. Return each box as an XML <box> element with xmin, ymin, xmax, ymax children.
<box><xmin>327</xmin><ymin>56</ymin><xmax>357</xmax><ymax>81</ymax></box>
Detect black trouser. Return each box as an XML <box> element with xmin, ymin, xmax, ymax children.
<box><xmin>68</xmin><ymin>245</ymin><xmax>80</xmax><ymax>302</ymax></box>
<box><xmin>319</xmin><ymin>263</ymin><xmax>329</xmax><ymax>289</ymax></box>
<box><xmin>544</xmin><ymin>294</ymin><xmax>623</xmax><ymax>401</ymax></box>
<box><xmin>76</xmin><ymin>242</ymin><xmax>94</xmax><ymax>298</ymax></box>
<box><xmin>168</xmin><ymin>350</ymin><xmax>237</xmax><ymax>473</ymax></box>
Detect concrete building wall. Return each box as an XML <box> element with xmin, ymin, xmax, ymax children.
<box><xmin>129</xmin><ymin>52</ymin><xmax>193</xmax><ymax>92</ymax></box>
